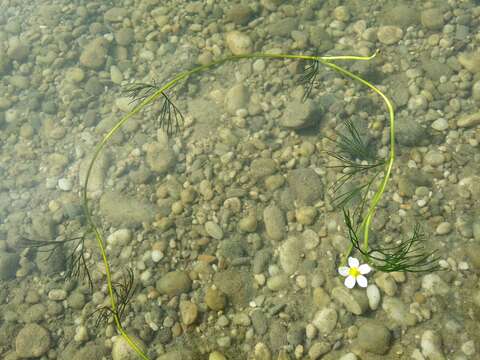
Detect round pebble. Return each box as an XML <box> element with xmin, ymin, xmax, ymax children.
<box><xmin>357</xmin><ymin>321</ymin><xmax>391</xmax><ymax>355</ymax></box>
<box><xmin>205</xmin><ymin>221</ymin><xmax>224</xmax><ymax>240</ymax></box>
<box><xmin>435</xmin><ymin>222</ymin><xmax>452</xmax><ymax>235</ymax></box>
<box><xmin>377</xmin><ymin>26</ymin><xmax>403</xmax><ymax>45</ymax></box>
<box><xmin>15</xmin><ymin>324</ymin><xmax>51</xmax><ymax>358</ymax></box>
<box><xmin>431</xmin><ymin>118</ymin><xmax>448</xmax><ymax>131</ymax></box>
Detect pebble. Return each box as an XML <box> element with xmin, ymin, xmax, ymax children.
<box><xmin>107</xmin><ymin>229</ymin><xmax>132</xmax><ymax>246</ymax></box>
<box><xmin>435</xmin><ymin>222</ymin><xmax>452</xmax><ymax>235</ymax></box>
<box><xmin>151</xmin><ymin>250</ymin><xmax>164</xmax><ymax>262</ymax></box>
<box><xmin>225</xmin><ymin>83</ymin><xmax>250</xmax><ymax>115</ymax></box>
<box><xmin>111</xmin><ymin>335</ymin><xmax>146</xmax><ymax>360</ymax></box>
<box><xmin>156</xmin><ymin>271</ymin><xmax>192</xmax><ymax>296</ymax></box>
<box><xmin>279</xmin><ymin>99</ymin><xmax>321</xmax><ymax>129</ymax></box>
<box><xmin>48</xmin><ymin>289</ymin><xmax>67</xmax><ymax>301</ymax></box>
<box><xmin>312</xmin><ymin>308</ymin><xmax>337</xmax><ymax>335</ymax></box>
<box><xmin>266</xmin><ymin>274</ymin><xmax>289</xmax><ymax>291</ymax></box>
<box><xmin>279</xmin><ymin>237</ymin><xmax>303</xmax><ymax>275</ymax></box>
<box><xmin>456</xmin><ymin>111</ymin><xmax>480</xmax><ymax>128</ymax></box>
<box><xmin>58</xmin><ymin>178</ymin><xmax>73</xmax><ymax>191</ymax></box>
<box><xmin>15</xmin><ymin>324</ymin><xmax>51</xmax><ymax>358</ymax></box>
<box><xmin>431</xmin><ymin>118</ymin><xmax>448</xmax><ymax>131</ymax></box>
<box><xmin>382</xmin><ymin>297</ymin><xmax>417</xmax><ymax>327</ymax></box>
<box><xmin>296</xmin><ymin>206</ymin><xmax>317</xmax><ymax>225</ymax></box>
<box><xmin>331</xmin><ymin>287</ymin><xmax>368</xmax><ymax>315</ymax></box>
<box><xmin>421</xmin><ymin>273</ymin><xmax>449</xmax><ymax>296</ymax></box>
<box><xmin>205</xmin><ymin>287</ymin><xmax>226</xmax><ymax>311</ymax></box>
<box><xmin>225</xmin><ymin>31</ymin><xmax>252</xmax><ymax>55</ymax></box>
<box><xmin>205</xmin><ymin>221</ymin><xmax>224</xmax><ymax>240</ymax></box>
<box><xmin>421</xmin><ymin>330</ymin><xmax>445</xmax><ymax>360</ymax></box>
<box><xmin>286</xmin><ymin>168</ymin><xmax>324</xmax><ymax>205</ymax></box>
<box><xmin>366</xmin><ymin>284</ymin><xmax>381</xmax><ymax>310</ymax></box>
<box><xmin>421</xmin><ymin>8</ymin><xmax>444</xmax><ymax>30</ymax></box>
<box><xmin>144</xmin><ymin>142</ymin><xmax>176</xmax><ymax>173</ymax></box>
<box><xmin>180</xmin><ymin>300</ymin><xmax>198</xmax><ymax>325</ymax></box>
<box><xmin>339</xmin><ymin>353</ymin><xmax>358</xmax><ymax>360</ymax></box>
<box><xmin>357</xmin><ymin>321</ymin><xmax>391</xmax><ymax>355</ymax></box>
<box><xmin>374</xmin><ymin>273</ymin><xmax>397</xmax><ymax>296</ymax></box>
<box><xmin>424</xmin><ymin>150</ymin><xmax>445</xmax><ymax>166</ymax></box>
<box><xmin>100</xmin><ymin>191</ymin><xmax>156</xmax><ymax>227</ymax></box>
<box><xmin>472</xmin><ymin>80</ymin><xmax>480</xmax><ymax>101</ymax></box>
<box><xmin>0</xmin><ymin>251</ymin><xmax>19</xmax><ymax>280</ymax></box>
<box><xmin>377</xmin><ymin>26</ymin><xmax>403</xmax><ymax>45</ymax></box>
<box><xmin>209</xmin><ymin>351</ymin><xmax>227</xmax><ymax>360</ymax></box>
<box><xmin>263</xmin><ymin>205</ymin><xmax>286</xmax><ymax>241</ymax></box>
<box><xmin>233</xmin><ymin>313</ymin><xmax>251</xmax><ymax>326</ymax></box>
<box><xmin>458</xmin><ymin>51</ymin><xmax>480</xmax><ymax>74</ymax></box>
<box><xmin>308</xmin><ymin>342</ymin><xmax>331</xmax><ymax>359</ymax></box>
<box><xmin>79</xmin><ymin>38</ymin><xmax>108</xmax><ymax>69</ymax></box>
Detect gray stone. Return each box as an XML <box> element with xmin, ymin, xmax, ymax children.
<box><xmin>377</xmin><ymin>26</ymin><xmax>403</xmax><ymax>45</ymax></box>
<box><xmin>0</xmin><ymin>251</ymin><xmax>19</xmax><ymax>280</ymax></box>
<box><xmin>156</xmin><ymin>271</ymin><xmax>192</xmax><ymax>296</ymax></box>
<box><xmin>332</xmin><ymin>287</ymin><xmax>369</xmax><ymax>315</ymax></box>
<box><xmin>80</xmin><ymin>38</ymin><xmax>108</xmax><ymax>69</ymax></box>
<box><xmin>6</xmin><ymin>40</ymin><xmax>29</xmax><ymax>61</ymax></box>
<box><xmin>104</xmin><ymin>7</ymin><xmax>128</xmax><ymax>22</ymax></box>
<box><xmin>226</xmin><ymin>5</ymin><xmax>253</xmax><ymax>25</ymax></box>
<box><xmin>205</xmin><ymin>221</ymin><xmax>224</xmax><ymax>240</ymax></box>
<box><xmin>99</xmin><ymin>191</ymin><xmax>156</xmax><ymax>227</ymax></box>
<box><xmin>312</xmin><ymin>308</ymin><xmax>337</xmax><ymax>335</ymax></box>
<box><xmin>225</xmin><ymin>31</ymin><xmax>252</xmax><ymax>55</ymax></box>
<box><xmin>458</xmin><ymin>51</ymin><xmax>480</xmax><ymax>73</ymax></box>
<box><xmin>286</xmin><ymin>168</ymin><xmax>323</xmax><ymax>205</ymax></box>
<box><xmin>357</xmin><ymin>321</ymin><xmax>391</xmax><ymax>355</ymax></box>
<box><xmin>15</xmin><ymin>323</ymin><xmax>51</xmax><ymax>358</ymax></box>
<box><xmin>279</xmin><ymin>237</ymin><xmax>303</xmax><ymax>275</ymax></box>
<box><xmin>214</xmin><ymin>269</ymin><xmax>253</xmax><ymax>307</ymax></box>
<box><xmin>279</xmin><ymin>99</ymin><xmax>321</xmax><ymax>129</ymax></box>
<box><xmin>145</xmin><ymin>142</ymin><xmax>176</xmax><ymax>173</ymax></box>
<box><xmin>115</xmin><ymin>28</ymin><xmax>134</xmax><ymax>46</ymax></box>
<box><xmin>382</xmin><ymin>297</ymin><xmax>417</xmax><ymax>327</ymax></box>
<box><xmin>267</xmin><ymin>18</ymin><xmax>298</xmax><ymax>37</ymax></box>
<box><xmin>250</xmin><ymin>158</ymin><xmax>277</xmax><ymax>179</ymax></box>
<box><xmin>73</xmin><ymin>343</ymin><xmax>106</xmax><ymax>360</ymax></box>
<box><xmin>421</xmin><ymin>274</ymin><xmax>449</xmax><ymax>296</ymax></box>
<box><xmin>225</xmin><ymin>83</ymin><xmax>249</xmax><ymax>115</ymax></box>
<box><xmin>263</xmin><ymin>205</ymin><xmax>285</xmax><ymax>241</ymax></box>
<box><xmin>112</xmin><ymin>335</ymin><xmax>146</xmax><ymax>360</ymax></box>
<box><xmin>421</xmin><ymin>8</ymin><xmax>444</xmax><ymax>30</ymax></box>
<box><xmin>421</xmin><ymin>330</ymin><xmax>445</xmax><ymax>360</ymax></box>
<box><xmin>396</xmin><ymin>117</ymin><xmax>427</xmax><ymax>146</ymax></box>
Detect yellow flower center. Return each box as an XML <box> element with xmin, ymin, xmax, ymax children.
<box><xmin>348</xmin><ymin>267</ymin><xmax>360</xmax><ymax>277</ymax></box>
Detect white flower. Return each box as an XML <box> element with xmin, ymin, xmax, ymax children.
<box><xmin>338</xmin><ymin>257</ymin><xmax>372</xmax><ymax>289</ymax></box>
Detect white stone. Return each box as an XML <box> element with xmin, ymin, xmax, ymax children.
<box><xmin>366</xmin><ymin>284</ymin><xmax>381</xmax><ymax>310</ymax></box>
<box><xmin>312</xmin><ymin>308</ymin><xmax>338</xmax><ymax>335</ymax></box>
<box><xmin>421</xmin><ymin>330</ymin><xmax>445</xmax><ymax>360</ymax></box>
<box><xmin>151</xmin><ymin>250</ymin><xmax>164</xmax><ymax>263</ymax></box>
<box><xmin>58</xmin><ymin>178</ymin><xmax>72</xmax><ymax>191</ymax></box>
<box><xmin>431</xmin><ymin>118</ymin><xmax>448</xmax><ymax>131</ymax></box>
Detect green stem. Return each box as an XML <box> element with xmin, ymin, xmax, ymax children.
<box><xmin>82</xmin><ymin>50</ymin><xmax>390</xmax><ymax>360</ymax></box>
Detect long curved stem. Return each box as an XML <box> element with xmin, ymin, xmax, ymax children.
<box><xmin>82</xmin><ymin>50</ymin><xmax>390</xmax><ymax>360</ymax></box>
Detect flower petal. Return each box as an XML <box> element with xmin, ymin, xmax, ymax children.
<box><xmin>348</xmin><ymin>257</ymin><xmax>359</xmax><ymax>268</ymax></box>
<box><xmin>359</xmin><ymin>264</ymin><xmax>372</xmax><ymax>275</ymax></box>
<box><xmin>356</xmin><ymin>275</ymin><xmax>368</xmax><ymax>287</ymax></box>
<box><xmin>338</xmin><ymin>266</ymin><xmax>350</xmax><ymax>277</ymax></box>
<box><xmin>344</xmin><ymin>275</ymin><xmax>356</xmax><ymax>289</ymax></box>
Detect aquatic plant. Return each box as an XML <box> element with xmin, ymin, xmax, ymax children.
<box><xmin>28</xmin><ymin>49</ymin><xmax>439</xmax><ymax>359</ymax></box>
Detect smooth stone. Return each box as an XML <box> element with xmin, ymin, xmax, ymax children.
<box><xmin>458</xmin><ymin>51</ymin><xmax>480</xmax><ymax>73</ymax></box>
<box><xmin>156</xmin><ymin>271</ymin><xmax>192</xmax><ymax>296</ymax></box>
<box><xmin>225</xmin><ymin>5</ymin><xmax>253</xmax><ymax>25</ymax></box>
<box><xmin>421</xmin><ymin>274</ymin><xmax>449</xmax><ymax>296</ymax></box>
<box><xmin>104</xmin><ymin>7</ymin><xmax>128</xmax><ymax>22</ymax></box>
<box><xmin>79</xmin><ymin>38</ymin><xmax>108</xmax><ymax>69</ymax></box>
<box><xmin>457</xmin><ymin>111</ymin><xmax>480</xmax><ymax>128</ymax></box>
<box><xmin>0</xmin><ymin>251</ymin><xmax>19</xmax><ymax>280</ymax></box>
<box><xmin>366</xmin><ymin>284</ymin><xmax>381</xmax><ymax>310</ymax></box>
<box><xmin>205</xmin><ymin>221</ymin><xmax>224</xmax><ymax>240</ymax></box>
<box><xmin>312</xmin><ymin>308</ymin><xmax>337</xmax><ymax>335</ymax></box>
<box><xmin>225</xmin><ymin>83</ymin><xmax>249</xmax><ymax>115</ymax></box>
<box><xmin>332</xmin><ymin>287</ymin><xmax>369</xmax><ymax>315</ymax></box>
<box><xmin>286</xmin><ymin>168</ymin><xmax>323</xmax><ymax>205</ymax></box>
<box><xmin>48</xmin><ymin>289</ymin><xmax>67</xmax><ymax>301</ymax></box>
<box><xmin>279</xmin><ymin>99</ymin><xmax>321</xmax><ymax>129</ymax></box>
<box><xmin>357</xmin><ymin>321</ymin><xmax>391</xmax><ymax>355</ymax></box>
<box><xmin>225</xmin><ymin>31</ymin><xmax>252</xmax><ymax>55</ymax></box>
<box><xmin>382</xmin><ymin>297</ymin><xmax>417</xmax><ymax>327</ymax></box>
<box><xmin>180</xmin><ymin>300</ymin><xmax>198</xmax><ymax>325</ymax></box>
<box><xmin>421</xmin><ymin>8</ymin><xmax>444</xmax><ymax>30</ymax></box>
<box><xmin>99</xmin><ymin>191</ymin><xmax>156</xmax><ymax>227</ymax></box>
<box><xmin>435</xmin><ymin>222</ymin><xmax>451</xmax><ymax>235</ymax></box>
<box><xmin>250</xmin><ymin>158</ymin><xmax>277</xmax><ymax>179</ymax></box>
<box><xmin>205</xmin><ymin>287</ymin><xmax>226</xmax><ymax>311</ymax></box>
<box><xmin>431</xmin><ymin>118</ymin><xmax>448</xmax><ymax>131</ymax></box>
<box><xmin>114</xmin><ymin>28</ymin><xmax>134</xmax><ymax>46</ymax></box>
<box><xmin>424</xmin><ymin>150</ymin><xmax>445</xmax><ymax>166</ymax></box>
<box><xmin>472</xmin><ymin>80</ymin><xmax>480</xmax><ymax>101</ymax></box>
<box><xmin>144</xmin><ymin>142</ymin><xmax>176</xmax><ymax>173</ymax></box>
<box><xmin>377</xmin><ymin>26</ymin><xmax>403</xmax><ymax>45</ymax></box>
<box><xmin>421</xmin><ymin>330</ymin><xmax>445</xmax><ymax>360</ymax></box>
<box><xmin>111</xmin><ymin>335</ymin><xmax>146</xmax><ymax>360</ymax></box>
<box><xmin>263</xmin><ymin>205</ymin><xmax>286</xmax><ymax>241</ymax></box>
<box><xmin>266</xmin><ymin>273</ymin><xmax>289</xmax><ymax>291</ymax></box>
<box><xmin>15</xmin><ymin>324</ymin><xmax>51</xmax><ymax>358</ymax></box>
<box><xmin>279</xmin><ymin>237</ymin><xmax>303</xmax><ymax>275</ymax></box>
<box><xmin>106</xmin><ymin>229</ymin><xmax>132</xmax><ymax>246</ymax></box>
